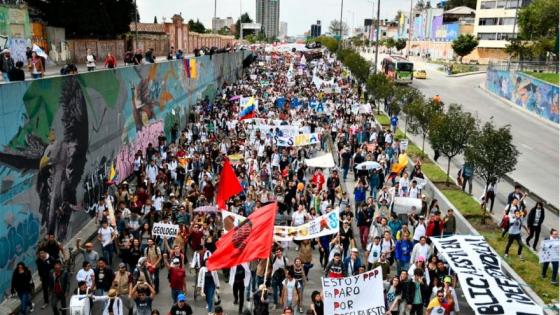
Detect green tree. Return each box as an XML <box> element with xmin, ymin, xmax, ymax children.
<box><xmin>315</xmin><ymin>36</ymin><xmax>339</xmax><ymax>52</ymax></box>
<box><xmin>395</xmin><ymin>39</ymin><xmax>407</xmax><ymax>51</ymax></box>
<box><xmin>218</xmin><ymin>26</ymin><xmax>231</xmax><ymax>36</ymax></box>
<box><xmin>506</xmin><ymin>38</ymin><xmax>536</xmax><ymax>61</ymax></box>
<box><xmin>188</xmin><ymin>19</ymin><xmax>206</xmax><ymax>33</ymax></box>
<box><xmin>27</xmin><ymin>0</ymin><xmax>137</xmax><ymax>38</ymax></box>
<box><xmin>516</xmin><ymin>0</ymin><xmax>559</xmax><ymax>60</ymax></box>
<box><xmin>465</xmin><ymin>121</ymin><xmax>519</xmax><ymax>223</ymax></box>
<box><xmin>451</xmin><ymin>34</ymin><xmax>479</xmax><ymax>63</ymax></box>
<box><xmin>384</xmin><ymin>38</ymin><xmax>396</xmax><ymax>49</ymax></box>
<box><xmin>403</xmin><ymin>97</ymin><xmax>442</xmax><ymax>152</ymax></box>
<box><xmin>367</xmin><ymin>73</ymin><xmax>394</xmax><ymax>108</ymax></box>
<box><xmin>235</xmin><ymin>13</ymin><xmax>254</xmax><ymax>39</ymax></box>
<box><xmin>428</xmin><ymin>104</ymin><xmax>477</xmax><ymax>185</ymax></box>
<box><xmin>153</xmin><ymin>16</ymin><xmax>158</xmax><ymax>24</ymax></box>
<box><xmin>342</xmin><ymin>51</ymin><xmax>371</xmax><ymax>83</ymax></box>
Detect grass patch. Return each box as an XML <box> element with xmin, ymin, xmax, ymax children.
<box><xmin>375</xmin><ymin>114</ymin><xmax>390</xmax><ymax>126</ymax></box>
<box><xmin>522</xmin><ymin>71</ymin><xmax>559</xmax><ymax>86</ymax></box>
<box><xmin>482</xmin><ymin>231</ymin><xmax>559</xmax><ymax>304</ymax></box>
<box><xmin>437</xmin><ymin>63</ymin><xmax>480</xmax><ymax>74</ymax></box>
<box><xmin>441</xmin><ymin>188</ymin><xmax>482</xmax><ymax>217</ymax></box>
<box><xmin>421</xmin><ymin>162</ymin><xmax>452</xmax><ymax>183</ymax></box>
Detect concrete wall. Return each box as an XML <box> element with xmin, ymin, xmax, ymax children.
<box><xmin>486</xmin><ymin>69</ymin><xmax>559</xmax><ymax>123</ymax></box>
<box><xmin>0</xmin><ymin>51</ymin><xmax>248</xmax><ymax>300</ymax></box>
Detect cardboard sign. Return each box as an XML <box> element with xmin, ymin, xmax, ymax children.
<box><xmin>151</xmin><ymin>222</ymin><xmax>179</xmax><ymax>238</ymax></box>
<box><xmin>322</xmin><ymin>267</ymin><xmax>385</xmax><ymax>315</ymax></box>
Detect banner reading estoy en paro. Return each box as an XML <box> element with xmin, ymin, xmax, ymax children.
<box><xmin>322</xmin><ymin>266</ymin><xmax>385</xmax><ymax>315</ymax></box>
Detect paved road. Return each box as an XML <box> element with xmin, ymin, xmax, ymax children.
<box><xmin>363</xmin><ymin>52</ymin><xmax>560</xmax><ymax>208</ymax></box>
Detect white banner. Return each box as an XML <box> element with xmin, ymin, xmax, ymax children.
<box><xmin>276</xmin><ymin>133</ymin><xmax>321</xmax><ymax>147</ymax></box>
<box><xmin>392</xmin><ymin>197</ymin><xmax>422</xmax><ymax>214</ymax></box>
<box><xmin>322</xmin><ymin>267</ymin><xmax>385</xmax><ymax>315</ymax></box>
<box><xmin>431</xmin><ymin>235</ymin><xmax>543</xmax><ymax>315</ymax></box>
<box><xmin>540</xmin><ymin>238</ymin><xmax>559</xmax><ymax>263</ymax></box>
<box><xmin>151</xmin><ymin>222</ymin><xmax>179</xmax><ymax>238</ymax></box>
<box><xmin>247</xmin><ymin>124</ymin><xmax>310</xmax><ymax>140</ymax></box>
<box><xmin>274</xmin><ymin>209</ymin><xmax>339</xmax><ymax>241</ymax></box>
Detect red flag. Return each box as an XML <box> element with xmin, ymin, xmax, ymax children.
<box><xmin>207</xmin><ymin>203</ymin><xmax>277</xmax><ymax>271</ymax></box>
<box><xmin>215</xmin><ymin>158</ymin><xmax>243</xmax><ymax>209</ymax></box>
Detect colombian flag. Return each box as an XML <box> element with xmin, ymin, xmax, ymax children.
<box><xmin>388</xmin><ymin>153</ymin><xmax>409</xmax><ymax>180</ymax></box>
<box><xmin>189</xmin><ymin>58</ymin><xmax>197</xmax><ymax>79</ymax></box>
<box><xmin>239</xmin><ymin>96</ymin><xmax>257</xmax><ymax>120</ymax></box>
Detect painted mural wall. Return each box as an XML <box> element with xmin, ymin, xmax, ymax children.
<box><xmin>0</xmin><ymin>51</ymin><xmax>247</xmax><ymax>299</ymax></box>
<box><xmin>486</xmin><ymin>69</ymin><xmax>559</xmax><ymax>124</ymax></box>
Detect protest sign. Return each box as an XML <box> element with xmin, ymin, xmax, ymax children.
<box><xmin>412</xmin><ymin>177</ymin><xmax>426</xmax><ymax>189</ymax></box>
<box><xmin>392</xmin><ymin>197</ymin><xmax>422</xmax><ymax>214</ymax></box>
<box><xmin>274</xmin><ymin>209</ymin><xmax>339</xmax><ymax>241</ymax></box>
<box><xmin>399</xmin><ymin>139</ymin><xmax>408</xmax><ymax>151</ymax></box>
<box><xmin>322</xmin><ymin>267</ymin><xmax>385</xmax><ymax>315</ymax></box>
<box><xmin>431</xmin><ymin>235</ymin><xmax>543</xmax><ymax>315</ymax></box>
<box><xmin>540</xmin><ymin>238</ymin><xmax>559</xmax><ymax>263</ymax></box>
<box><xmin>151</xmin><ymin>222</ymin><xmax>179</xmax><ymax>238</ymax></box>
<box><xmin>276</xmin><ymin>133</ymin><xmax>321</xmax><ymax>147</ymax></box>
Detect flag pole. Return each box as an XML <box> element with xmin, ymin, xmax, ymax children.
<box><xmin>261</xmin><ymin>256</ymin><xmax>270</xmax><ymax>299</ymax></box>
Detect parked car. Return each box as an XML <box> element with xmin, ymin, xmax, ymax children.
<box><xmin>413</xmin><ymin>69</ymin><xmax>427</xmax><ymax>79</ymax></box>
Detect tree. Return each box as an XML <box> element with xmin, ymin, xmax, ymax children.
<box><xmin>403</xmin><ymin>96</ymin><xmax>442</xmax><ymax>152</ymax></box>
<box><xmin>218</xmin><ymin>26</ymin><xmax>231</xmax><ymax>36</ymax></box>
<box><xmin>395</xmin><ymin>39</ymin><xmax>407</xmax><ymax>51</ymax></box>
<box><xmin>316</xmin><ymin>36</ymin><xmax>339</xmax><ymax>52</ymax></box>
<box><xmin>27</xmin><ymin>0</ymin><xmax>137</xmax><ymax>39</ymax></box>
<box><xmin>188</xmin><ymin>19</ymin><xmax>206</xmax><ymax>33</ymax></box>
<box><xmin>344</xmin><ymin>53</ymin><xmax>371</xmax><ymax>83</ymax></box>
<box><xmin>235</xmin><ymin>13</ymin><xmax>254</xmax><ymax>39</ymax></box>
<box><xmin>516</xmin><ymin>0</ymin><xmax>559</xmax><ymax>60</ymax></box>
<box><xmin>329</xmin><ymin>20</ymin><xmax>349</xmax><ymax>36</ymax></box>
<box><xmin>367</xmin><ymin>73</ymin><xmax>394</xmax><ymax>107</ymax></box>
<box><xmin>506</xmin><ymin>38</ymin><xmax>536</xmax><ymax>61</ymax></box>
<box><xmin>384</xmin><ymin>38</ymin><xmax>396</xmax><ymax>49</ymax></box>
<box><xmin>428</xmin><ymin>104</ymin><xmax>477</xmax><ymax>185</ymax></box>
<box><xmin>154</xmin><ymin>16</ymin><xmax>158</xmax><ymax>24</ymax></box>
<box><xmin>451</xmin><ymin>34</ymin><xmax>478</xmax><ymax>63</ymax></box>
<box><xmin>465</xmin><ymin>121</ymin><xmax>519</xmax><ymax>223</ymax></box>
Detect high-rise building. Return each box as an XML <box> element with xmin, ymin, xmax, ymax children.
<box><xmin>310</xmin><ymin>20</ymin><xmax>321</xmax><ymax>38</ymax></box>
<box><xmin>473</xmin><ymin>0</ymin><xmax>532</xmax><ymax>58</ymax></box>
<box><xmin>212</xmin><ymin>17</ymin><xmax>234</xmax><ymax>32</ymax></box>
<box><xmin>256</xmin><ymin>0</ymin><xmax>280</xmax><ymax>38</ymax></box>
<box><xmin>279</xmin><ymin>21</ymin><xmax>288</xmax><ymax>39</ymax></box>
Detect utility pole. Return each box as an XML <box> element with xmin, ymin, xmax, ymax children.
<box><xmin>214</xmin><ymin>0</ymin><xmax>217</xmax><ymax>33</ymax></box>
<box><xmin>134</xmin><ymin>0</ymin><xmax>138</xmax><ymax>50</ymax></box>
<box><xmin>374</xmin><ymin>0</ymin><xmax>381</xmax><ymax>73</ymax></box>
<box><xmin>339</xmin><ymin>0</ymin><xmax>344</xmax><ymax>38</ymax></box>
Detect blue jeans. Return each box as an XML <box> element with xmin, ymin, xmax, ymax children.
<box><xmin>343</xmin><ymin>167</ymin><xmax>349</xmax><ymax>181</ymax></box>
<box><xmin>18</xmin><ymin>291</ymin><xmax>31</xmax><ymax>315</ymax></box>
<box><xmin>32</xmin><ymin>73</ymin><xmax>41</xmax><ymax>79</ymax></box>
<box><xmin>204</xmin><ymin>284</ymin><xmax>216</xmax><ymax>312</ymax></box>
<box><xmin>542</xmin><ymin>261</ymin><xmax>559</xmax><ymax>282</ymax></box>
<box><xmin>397</xmin><ymin>260</ymin><xmax>410</xmax><ymax>275</ymax></box>
<box><xmin>102</xmin><ymin>243</ymin><xmax>114</xmax><ymax>265</ymax></box>
<box><xmin>271</xmin><ymin>279</ymin><xmax>282</xmax><ymax>305</ymax></box>
<box><xmin>171</xmin><ymin>288</ymin><xmax>183</xmax><ymax>303</ymax></box>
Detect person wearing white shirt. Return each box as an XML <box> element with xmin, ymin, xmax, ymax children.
<box><xmin>97</xmin><ymin>221</ymin><xmax>116</xmax><ymax>265</ymax></box>
<box><xmin>412</xmin><ymin>217</ymin><xmax>427</xmax><ymax>242</ymax></box>
<box><xmin>365</xmin><ymin>236</ymin><xmax>382</xmax><ymax>269</ymax></box>
<box><xmin>410</xmin><ymin>236</ymin><xmax>432</xmax><ymax>264</ymax></box>
<box><xmin>76</xmin><ymin>261</ymin><xmax>95</xmax><ymax>289</ymax></box>
<box><xmin>146</xmin><ymin>161</ymin><xmax>158</xmax><ymax>184</ymax></box>
<box><xmin>409</xmin><ymin>180</ymin><xmax>421</xmax><ymax>199</ymax></box>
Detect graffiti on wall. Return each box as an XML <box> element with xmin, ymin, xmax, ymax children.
<box><xmin>487</xmin><ymin>69</ymin><xmax>560</xmax><ymax>123</ymax></box>
<box><xmin>0</xmin><ymin>51</ymin><xmax>247</xmax><ymax>298</ymax></box>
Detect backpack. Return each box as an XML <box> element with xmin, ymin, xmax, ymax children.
<box><xmin>272</xmin><ymin>256</ymin><xmax>288</xmax><ymax>282</ymax></box>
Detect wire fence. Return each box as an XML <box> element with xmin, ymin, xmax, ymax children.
<box><xmin>488</xmin><ymin>60</ymin><xmax>559</xmax><ymax>73</ymax></box>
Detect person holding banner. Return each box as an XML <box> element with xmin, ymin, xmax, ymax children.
<box><xmin>541</xmin><ymin>229</ymin><xmax>559</xmax><ymax>284</ymax></box>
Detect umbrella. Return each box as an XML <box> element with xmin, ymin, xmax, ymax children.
<box><xmin>229</xmin><ymin>95</ymin><xmax>241</xmax><ymax>101</ymax></box>
<box><xmin>356</xmin><ymin>161</ymin><xmax>382</xmax><ymax>170</ymax></box>
<box><xmin>193</xmin><ymin>205</ymin><xmax>218</xmax><ymax>213</ymax></box>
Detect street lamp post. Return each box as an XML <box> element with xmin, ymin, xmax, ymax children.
<box><xmin>374</xmin><ymin>0</ymin><xmax>381</xmax><ymax>73</ymax></box>
<box><xmin>407</xmin><ymin>0</ymin><xmax>413</xmax><ymax>57</ymax></box>
<box><xmin>339</xmin><ymin>0</ymin><xmax>344</xmax><ymax>38</ymax></box>
<box><xmin>134</xmin><ymin>0</ymin><xmax>138</xmax><ymax>50</ymax></box>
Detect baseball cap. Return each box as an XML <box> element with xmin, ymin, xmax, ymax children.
<box><xmin>416</xmin><ymin>256</ymin><xmax>426</xmax><ymax>262</ymax></box>
<box><xmin>443</xmin><ymin>276</ymin><xmax>452</xmax><ymax>284</ymax></box>
<box><xmin>177</xmin><ymin>293</ymin><xmax>186</xmax><ymax>302</ymax></box>
<box><xmin>351</xmin><ymin>248</ymin><xmax>359</xmax><ymax>253</ymax></box>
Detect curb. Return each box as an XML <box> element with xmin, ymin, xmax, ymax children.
<box><xmin>478</xmin><ymin>83</ymin><xmax>559</xmax><ymax>129</ymax></box>
<box><xmin>447</xmin><ymin>70</ymin><xmax>486</xmax><ymax>77</ymax></box>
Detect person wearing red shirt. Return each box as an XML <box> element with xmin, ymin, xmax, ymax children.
<box><xmin>104</xmin><ymin>52</ymin><xmax>117</xmax><ymax>68</ymax></box>
<box><xmin>426</xmin><ymin>211</ymin><xmax>445</xmax><ymax>238</ymax></box>
<box><xmin>312</xmin><ymin>169</ymin><xmax>325</xmax><ymax>191</ymax></box>
<box><xmin>163</xmin><ymin>256</ymin><xmax>187</xmax><ymax>303</ymax></box>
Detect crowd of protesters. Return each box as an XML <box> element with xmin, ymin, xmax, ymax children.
<box><xmin>8</xmin><ymin>44</ymin><xmax>557</xmax><ymax>315</ymax></box>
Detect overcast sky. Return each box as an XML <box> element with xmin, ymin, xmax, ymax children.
<box><xmin>137</xmin><ymin>0</ymin><xmax>414</xmax><ymax>36</ymax></box>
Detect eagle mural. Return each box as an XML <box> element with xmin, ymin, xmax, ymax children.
<box><xmin>0</xmin><ymin>76</ymin><xmax>89</xmax><ymax>240</ymax></box>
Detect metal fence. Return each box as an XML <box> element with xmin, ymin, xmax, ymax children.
<box><xmin>488</xmin><ymin>60</ymin><xmax>559</xmax><ymax>73</ymax></box>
